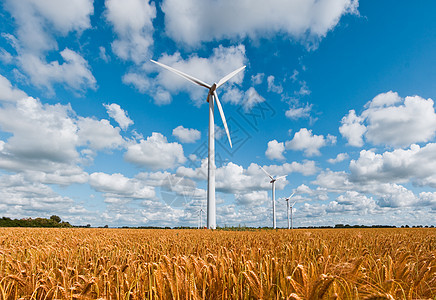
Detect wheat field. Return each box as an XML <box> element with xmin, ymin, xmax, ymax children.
<box><xmin>0</xmin><ymin>228</ymin><xmax>434</xmax><ymax>299</ymax></box>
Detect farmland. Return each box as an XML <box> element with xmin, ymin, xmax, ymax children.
<box><xmin>0</xmin><ymin>228</ymin><xmax>434</xmax><ymax>299</ymax></box>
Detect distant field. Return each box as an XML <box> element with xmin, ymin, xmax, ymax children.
<box><xmin>0</xmin><ymin>228</ymin><xmax>434</xmax><ymax>299</ymax></box>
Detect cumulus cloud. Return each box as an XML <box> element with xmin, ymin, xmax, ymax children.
<box><xmin>286</xmin><ymin>128</ymin><xmax>336</xmax><ymax>156</ymax></box>
<box><xmin>0</xmin><ymin>86</ymin><xmax>124</xmax><ymax>184</ymax></box>
<box><xmin>0</xmin><ymin>97</ymin><xmax>80</xmax><ymax>166</ymax></box>
<box><xmin>339</xmin><ymin>109</ymin><xmax>366</xmax><ymax>147</ymax></box>
<box><xmin>104</xmin><ymin>103</ymin><xmax>133</xmax><ymax>130</ymax></box>
<box><xmin>312</xmin><ymin>167</ymin><xmax>435</xmax><ymax>209</ymax></box>
<box><xmin>162</xmin><ymin>0</ymin><xmax>359</xmax><ymax>47</ymax></box>
<box><xmin>105</xmin><ymin>0</ymin><xmax>156</xmax><ymax>64</ymax></box>
<box><xmin>285</xmin><ymin>103</ymin><xmax>313</xmax><ymax>120</ymax></box>
<box><xmin>77</xmin><ymin>118</ymin><xmax>124</xmax><ymax>150</ymax></box>
<box><xmin>235</xmin><ymin>191</ymin><xmax>268</xmax><ymax>206</ymax></box>
<box><xmin>3</xmin><ymin>0</ymin><xmax>96</xmax><ymax>93</ymax></box>
<box><xmin>327</xmin><ymin>152</ymin><xmax>349</xmax><ymax>164</ymax></box>
<box><xmin>89</xmin><ymin>172</ymin><xmax>155</xmax><ymax>200</ymax></box>
<box><xmin>267</xmin><ymin>75</ymin><xmax>283</xmax><ymax>94</ymax></box>
<box><xmin>266</xmin><ymin>140</ymin><xmax>285</xmax><ymax>160</ymax></box>
<box><xmin>172</xmin><ymin>125</ymin><xmax>201</xmax><ymax>143</ymax></box>
<box><xmin>0</xmin><ymin>75</ymin><xmax>27</xmax><ymax>102</ymax></box>
<box><xmin>251</xmin><ymin>73</ymin><xmax>264</xmax><ymax>85</ymax></box>
<box><xmin>0</xmin><ymin>175</ymin><xmax>73</xmax><ymax>211</ymax></box>
<box><xmin>19</xmin><ymin>49</ymin><xmax>96</xmax><ymax>93</ymax></box>
<box><xmin>349</xmin><ymin>143</ymin><xmax>436</xmax><ymax>188</ymax></box>
<box><xmin>340</xmin><ymin>92</ymin><xmax>436</xmax><ymax>148</ymax></box>
<box><xmin>363</xmin><ymin>93</ymin><xmax>436</xmax><ymax>147</ymax></box>
<box><xmin>242</xmin><ymin>87</ymin><xmax>265</xmax><ymax>112</ymax></box>
<box><xmin>124</xmin><ymin>132</ymin><xmax>186</xmax><ymax>169</ymax></box>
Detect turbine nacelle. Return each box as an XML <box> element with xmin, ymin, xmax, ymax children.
<box><xmin>207</xmin><ymin>83</ymin><xmax>218</xmax><ymax>102</ymax></box>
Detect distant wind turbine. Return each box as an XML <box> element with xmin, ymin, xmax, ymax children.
<box><xmin>260</xmin><ymin>166</ymin><xmax>287</xmax><ymax>229</ymax></box>
<box><xmin>285</xmin><ymin>193</ymin><xmax>296</xmax><ymax>230</ymax></box>
<box><xmin>151</xmin><ymin>59</ymin><xmax>246</xmax><ymax>229</ymax></box>
<box><xmin>197</xmin><ymin>204</ymin><xmax>204</xmax><ymax>229</ymax></box>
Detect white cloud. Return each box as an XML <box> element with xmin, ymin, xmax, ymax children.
<box><xmin>266</xmin><ymin>140</ymin><xmax>285</xmax><ymax>160</ymax></box>
<box><xmin>242</xmin><ymin>87</ymin><xmax>265</xmax><ymax>112</ymax></box>
<box><xmin>312</xmin><ymin>167</ymin><xmax>434</xmax><ymax>209</ymax></box>
<box><xmin>104</xmin><ymin>103</ymin><xmax>133</xmax><ymax>130</ymax></box>
<box><xmin>0</xmin><ymin>74</ymin><xmax>27</xmax><ymax>102</ymax></box>
<box><xmin>0</xmin><ymin>90</ymin><xmax>124</xmax><ymax>185</ymax></box>
<box><xmin>122</xmin><ymin>73</ymin><xmax>150</xmax><ymax>93</ymax></box>
<box><xmin>99</xmin><ymin>46</ymin><xmax>110</xmax><ymax>62</ymax></box>
<box><xmin>3</xmin><ymin>0</ymin><xmax>96</xmax><ymax>93</ymax></box>
<box><xmin>267</xmin><ymin>75</ymin><xmax>283</xmax><ymax>94</ymax></box>
<box><xmin>125</xmin><ymin>132</ymin><xmax>186</xmax><ymax>170</ymax></box>
<box><xmin>0</xmin><ymin>97</ymin><xmax>79</xmax><ymax>166</ymax></box>
<box><xmin>77</xmin><ymin>118</ymin><xmax>124</xmax><ymax>150</ymax></box>
<box><xmin>162</xmin><ymin>0</ymin><xmax>359</xmax><ymax>46</ymax></box>
<box><xmin>295</xmin><ymin>81</ymin><xmax>311</xmax><ymax>96</ymax></box>
<box><xmin>235</xmin><ymin>191</ymin><xmax>268</xmax><ymax>206</ymax></box>
<box><xmin>339</xmin><ymin>109</ymin><xmax>366</xmax><ymax>147</ymax></box>
<box><xmin>363</xmin><ymin>93</ymin><xmax>436</xmax><ymax>147</ymax></box>
<box><xmin>340</xmin><ymin>92</ymin><xmax>436</xmax><ymax>148</ymax></box>
<box><xmin>327</xmin><ymin>152</ymin><xmax>349</xmax><ymax>164</ymax></box>
<box><xmin>285</xmin><ymin>128</ymin><xmax>335</xmax><ymax>156</ymax></box>
<box><xmin>349</xmin><ymin>144</ymin><xmax>436</xmax><ymax>188</ymax></box>
<box><xmin>366</xmin><ymin>90</ymin><xmax>402</xmax><ymax>108</ymax></box>
<box><xmin>285</xmin><ymin>103</ymin><xmax>312</xmax><ymax>120</ymax></box>
<box><xmin>251</xmin><ymin>73</ymin><xmax>264</xmax><ymax>85</ymax></box>
<box><xmin>19</xmin><ymin>49</ymin><xmax>96</xmax><ymax>94</ymax></box>
<box><xmin>172</xmin><ymin>125</ymin><xmax>201</xmax><ymax>143</ymax></box>
<box><xmin>105</xmin><ymin>0</ymin><xmax>156</xmax><ymax>64</ymax></box>
<box><xmin>4</xmin><ymin>0</ymin><xmax>93</xmax><ymax>52</ymax></box>
<box><xmin>89</xmin><ymin>172</ymin><xmax>155</xmax><ymax>200</ymax></box>
<box><xmin>221</xmin><ymin>87</ymin><xmax>244</xmax><ymax>106</ymax></box>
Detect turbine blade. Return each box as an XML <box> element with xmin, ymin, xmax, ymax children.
<box><xmin>277</xmin><ymin>175</ymin><xmax>287</xmax><ymax>181</ymax></box>
<box><xmin>260</xmin><ymin>166</ymin><xmax>274</xmax><ymax>180</ymax></box>
<box><xmin>217</xmin><ymin>66</ymin><xmax>246</xmax><ymax>88</ymax></box>
<box><xmin>150</xmin><ymin>59</ymin><xmax>211</xmax><ymax>89</ymax></box>
<box><xmin>291</xmin><ymin>201</ymin><xmax>296</xmax><ymax>207</ymax></box>
<box><xmin>214</xmin><ymin>91</ymin><xmax>232</xmax><ymax>148</ymax></box>
<box><xmin>289</xmin><ymin>192</ymin><xmax>295</xmax><ymax>199</ymax></box>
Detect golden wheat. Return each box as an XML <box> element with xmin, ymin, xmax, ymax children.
<box><xmin>0</xmin><ymin>228</ymin><xmax>434</xmax><ymax>299</ymax></box>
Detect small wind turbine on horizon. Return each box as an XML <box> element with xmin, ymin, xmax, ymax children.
<box><xmin>151</xmin><ymin>59</ymin><xmax>246</xmax><ymax>229</ymax></box>
<box><xmin>285</xmin><ymin>192</ymin><xmax>296</xmax><ymax>230</ymax></box>
<box><xmin>197</xmin><ymin>204</ymin><xmax>205</xmax><ymax>229</ymax></box>
<box><xmin>260</xmin><ymin>166</ymin><xmax>287</xmax><ymax>229</ymax></box>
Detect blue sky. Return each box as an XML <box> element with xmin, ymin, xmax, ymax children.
<box><xmin>0</xmin><ymin>0</ymin><xmax>435</xmax><ymax>227</ymax></box>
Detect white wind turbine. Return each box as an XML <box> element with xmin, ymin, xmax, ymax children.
<box><xmin>260</xmin><ymin>166</ymin><xmax>287</xmax><ymax>229</ymax></box>
<box><xmin>197</xmin><ymin>204</ymin><xmax>204</xmax><ymax>229</ymax></box>
<box><xmin>285</xmin><ymin>193</ymin><xmax>296</xmax><ymax>230</ymax></box>
<box><xmin>151</xmin><ymin>59</ymin><xmax>246</xmax><ymax>229</ymax></box>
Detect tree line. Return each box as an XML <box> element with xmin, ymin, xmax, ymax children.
<box><xmin>0</xmin><ymin>215</ymin><xmax>72</xmax><ymax>228</ymax></box>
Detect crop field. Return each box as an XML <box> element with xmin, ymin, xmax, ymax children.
<box><xmin>0</xmin><ymin>228</ymin><xmax>434</xmax><ymax>299</ymax></box>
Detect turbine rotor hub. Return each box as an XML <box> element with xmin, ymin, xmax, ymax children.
<box><xmin>210</xmin><ymin>83</ymin><xmax>217</xmax><ymax>92</ymax></box>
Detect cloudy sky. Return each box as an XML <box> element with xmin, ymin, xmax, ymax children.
<box><xmin>0</xmin><ymin>0</ymin><xmax>435</xmax><ymax>227</ymax></box>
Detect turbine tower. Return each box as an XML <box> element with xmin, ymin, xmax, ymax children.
<box><xmin>151</xmin><ymin>59</ymin><xmax>245</xmax><ymax>229</ymax></box>
<box><xmin>285</xmin><ymin>193</ymin><xmax>295</xmax><ymax>230</ymax></box>
<box><xmin>260</xmin><ymin>166</ymin><xmax>287</xmax><ymax>229</ymax></box>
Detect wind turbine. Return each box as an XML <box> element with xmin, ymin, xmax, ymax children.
<box><xmin>260</xmin><ymin>166</ymin><xmax>287</xmax><ymax>229</ymax></box>
<box><xmin>197</xmin><ymin>204</ymin><xmax>204</xmax><ymax>229</ymax></box>
<box><xmin>285</xmin><ymin>193</ymin><xmax>296</xmax><ymax>230</ymax></box>
<box><xmin>151</xmin><ymin>59</ymin><xmax>246</xmax><ymax>229</ymax></box>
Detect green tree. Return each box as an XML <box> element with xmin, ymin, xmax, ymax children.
<box><xmin>50</xmin><ymin>215</ymin><xmax>62</xmax><ymax>223</ymax></box>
